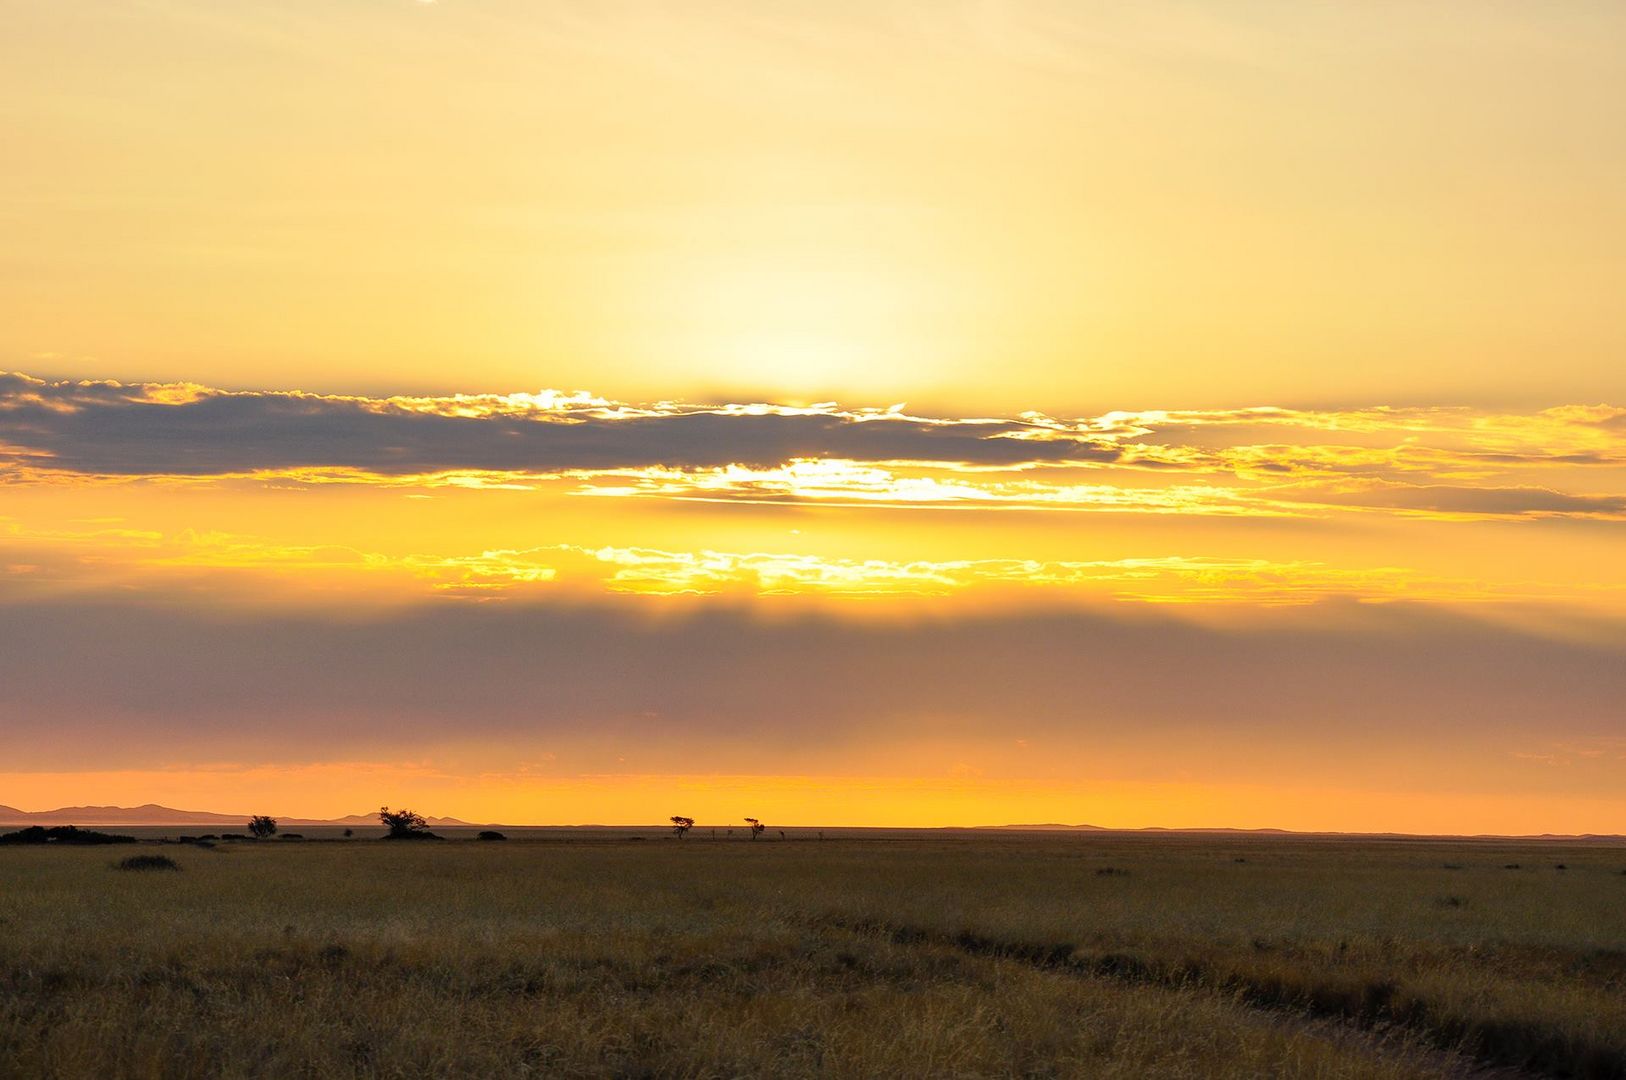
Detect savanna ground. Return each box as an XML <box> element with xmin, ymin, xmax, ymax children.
<box><xmin>1</xmin><ymin>834</ymin><xmax>1623</xmax><ymax>1079</ymax></box>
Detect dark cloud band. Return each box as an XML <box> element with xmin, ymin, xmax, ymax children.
<box><xmin>5</xmin><ymin>374</ymin><xmax>1624</xmax><ymax>521</ymax></box>
<box><xmin>3</xmin><ymin>597</ymin><xmax>1623</xmax><ymax>771</ymax></box>
<box><xmin>0</xmin><ymin>373</ymin><xmax>1117</xmax><ymax>475</ymax></box>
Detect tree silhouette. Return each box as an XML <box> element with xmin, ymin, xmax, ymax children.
<box><xmin>378</xmin><ymin>806</ymin><xmax>434</xmax><ymax>839</ymax></box>
<box><xmin>247</xmin><ymin>815</ymin><xmax>278</xmax><ymax>839</ymax></box>
<box><xmin>744</xmin><ymin>817</ymin><xmax>766</xmax><ymax>840</ymax></box>
<box><xmin>670</xmin><ymin>815</ymin><xmax>694</xmax><ymax>838</ymax></box>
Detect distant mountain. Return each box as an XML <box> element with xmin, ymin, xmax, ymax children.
<box><xmin>0</xmin><ymin>804</ymin><xmax>475</xmax><ymax>828</ymax></box>
<box><xmin>317</xmin><ymin>812</ymin><xmax>474</xmax><ymax>828</ymax></box>
<box><xmin>0</xmin><ymin>803</ymin><xmax>240</xmax><ymax>826</ymax></box>
<box><xmin>974</xmin><ymin>824</ymin><xmax>1293</xmax><ymax>833</ymax></box>
<box><xmin>1140</xmin><ymin>826</ymin><xmax>1293</xmax><ymax>834</ymax></box>
<box><xmin>971</xmin><ymin>823</ymin><xmax>1109</xmax><ymax>831</ymax></box>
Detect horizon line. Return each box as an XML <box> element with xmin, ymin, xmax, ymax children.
<box><xmin>3</xmin><ymin>804</ymin><xmax>1623</xmax><ymax>842</ymax></box>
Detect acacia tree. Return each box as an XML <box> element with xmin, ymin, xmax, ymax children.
<box><xmin>378</xmin><ymin>806</ymin><xmax>432</xmax><ymax>839</ymax></box>
<box><xmin>670</xmin><ymin>815</ymin><xmax>695</xmax><ymax>838</ymax></box>
<box><xmin>744</xmin><ymin>817</ymin><xmax>766</xmax><ymax>840</ymax></box>
<box><xmin>247</xmin><ymin>815</ymin><xmax>278</xmax><ymax>839</ymax></box>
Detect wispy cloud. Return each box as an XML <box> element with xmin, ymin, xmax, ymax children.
<box><xmin>5</xmin><ymin>520</ymin><xmax>1616</xmax><ymax>608</ymax></box>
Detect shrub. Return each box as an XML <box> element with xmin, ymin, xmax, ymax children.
<box><xmin>247</xmin><ymin>815</ymin><xmax>278</xmax><ymax>839</ymax></box>
<box><xmin>279</xmin><ymin>833</ymin><xmax>305</xmax><ymax>840</ymax></box>
<box><xmin>114</xmin><ymin>854</ymin><xmax>179</xmax><ymax>872</ymax></box>
<box><xmin>476</xmin><ymin>830</ymin><xmax>507</xmax><ymax>842</ymax></box>
<box><xmin>0</xmin><ymin>825</ymin><xmax>136</xmax><ymax>846</ymax></box>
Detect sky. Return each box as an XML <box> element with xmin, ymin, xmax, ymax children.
<box><xmin>2</xmin><ymin>1</ymin><xmax>1624</xmax><ymax>831</ymax></box>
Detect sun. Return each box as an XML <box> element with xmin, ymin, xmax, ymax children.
<box><xmin>653</xmin><ymin>257</ymin><xmax>965</xmax><ymax>397</ymax></box>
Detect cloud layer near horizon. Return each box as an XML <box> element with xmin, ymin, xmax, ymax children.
<box><xmin>3</xmin><ymin>595</ymin><xmax>1622</xmax><ymax>794</ymax></box>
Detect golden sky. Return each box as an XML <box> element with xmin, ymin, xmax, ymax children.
<box><xmin>2</xmin><ymin>2</ymin><xmax>1624</xmax><ymax>831</ymax></box>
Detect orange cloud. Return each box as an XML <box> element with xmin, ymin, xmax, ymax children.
<box><xmin>9</xmin><ymin>520</ymin><xmax>1620</xmax><ymax>607</ymax></box>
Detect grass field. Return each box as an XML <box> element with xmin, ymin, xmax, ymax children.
<box><xmin>2</xmin><ymin>834</ymin><xmax>1623</xmax><ymax>1078</ymax></box>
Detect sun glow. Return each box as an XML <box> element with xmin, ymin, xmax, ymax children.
<box><xmin>657</xmin><ymin>257</ymin><xmax>974</xmax><ymax>395</ymax></box>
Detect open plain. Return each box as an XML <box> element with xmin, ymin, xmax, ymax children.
<box><xmin>2</xmin><ymin>833</ymin><xmax>1622</xmax><ymax>1079</ymax></box>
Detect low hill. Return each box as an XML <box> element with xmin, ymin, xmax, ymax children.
<box><xmin>970</xmin><ymin>823</ymin><xmax>1109</xmax><ymax>831</ymax></box>
<box><xmin>0</xmin><ymin>804</ymin><xmax>474</xmax><ymax>828</ymax></box>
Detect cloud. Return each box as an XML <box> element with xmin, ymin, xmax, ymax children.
<box><xmin>15</xmin><ymin>521</ymin><xmax>1608</xmax><ymax>606</ymax></box>
<box><xmin>1278</xmin><ymin>481</ymin><xmax>1626</xmax><ymax>520</ymax></box>
<box><xmin>2</xmin><ymin>597</ymin><xmax>1623</xmax><ymax>780</ymax></box>
<box><xmin>0</xmin><ymin>372</ymin><xmax>1119</xmax><ymax>476</ymax></box>
<box><xmin>569</xmin><ymin>461</ymin><xmax>1285</xmax><ymax>515</ymax></box>
<box><xmin>4</xmin><ymin>372</ymin><xmax>1625</xmax><ymax>521</ymax></box>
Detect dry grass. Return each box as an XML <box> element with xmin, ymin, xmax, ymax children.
<box><xmin>1</xmin><ymin>835</ymin><xmax>1621</xmax><ymax>1078</ymax></box>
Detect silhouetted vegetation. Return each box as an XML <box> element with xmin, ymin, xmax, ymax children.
<box><xmin>670</xmin><ymin>815</ymin><xmax>694</xmax><ymax>838</ymax></box>
<box><xmin>113</xmin><ymin>854</ymin><xmax>179</xmax><ymax>872</ymax></box>
<box><xmin>378</xmin><ymin>806</ymin><xmax>440</xmax><ymax>840</ymax></box>
<box><xmin>0</xmin><ymin>825</ymin><xmax>135</xmax><ymax>846</ymax></box>
<box><xmin>476</xmin><ymin>830</ymin><xmax>507</xmax><ymax>842</ymax></box>
<box><xmin>279</xmin><ymin>833</ymin><xmax>305</xmax><ymax>840</ymax></box>
<box><xmin>247</xmin><ymin>815</ymin><xmax>278</xmax><ymax>839</ymax></box>
<box><xmin>744</xmin><ymin>817</ymin><xmax>765</xmax><ymax>840</ymax></box>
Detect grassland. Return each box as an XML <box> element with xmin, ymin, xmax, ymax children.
<box><xmin>1</xmin><ymin>834</ymin><xmax>1622</xmax><ymax>1078</ymax></box>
